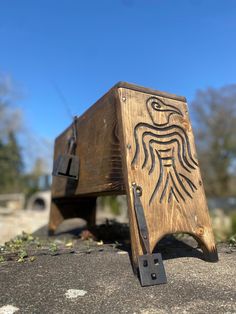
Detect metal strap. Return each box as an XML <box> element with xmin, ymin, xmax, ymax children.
<box><xmin>132</xmin><ymin>182</ymin><xmax>167</xmax><ymax>286</ymax></box>
<box><xmin>132</xmin><ymin>183</ymin><xmax>151</xmax><ymax>254</ymax></box>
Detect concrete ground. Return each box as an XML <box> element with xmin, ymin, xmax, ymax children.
<box><xmin>0</xmin><ymin>208</ymin><xmax>49</xmax><ymax>245</ymax></box>
<box><xmin>0</xmin><ymin>222</ymin><xmax>235</xmax><ymax>314</ymax></box>
<box><xmin>0</xmin><ymin>195</ymin><xmax>128</xmax><ymax>245</ymax></box>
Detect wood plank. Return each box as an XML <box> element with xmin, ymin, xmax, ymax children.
<box><xmin>114</xmin><ymin>81</ymin><xmax>186</xmax><ymax>102</ymax></box>
<box><xmin>116</xmin><ymin>87</ymin><xmax>217</xmax><ymax>264</ymax></box>
<box><xmin>50</xmin><ymin>82</ymin><xmax>217</xmax><ymax>267</ymax></box>
<box><xmin>51</xmin><ymin>89</ymin><xmax>125</xmax><ymax>198</ymax></box>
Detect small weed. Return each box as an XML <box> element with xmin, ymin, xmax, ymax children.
<box><xmin>229</xmin><ymin>234</ymin><xmax>236</xmax><ymax>247</ymax></box>
<box><xmin>49</xmin><ymin>242</ymin><xmax>58</xmax><ymax>253</ymax></box>
<box><xmin>65</xmin><ymin>241</ymin><xmax>73</xmax><ymax>248</ymax></box>
<box><xmin>29</xmin><ymin>256</ymin><xmax>36</xmax><ymax>262</ymax></box>
<box><xmin>17</xmin><ymin>250</ymin><xmax>28</xmax><ymax>262</ymax></box>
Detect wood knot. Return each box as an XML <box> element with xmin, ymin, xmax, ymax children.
<box><xmin>196</xmin><ymin>226</ymin><xmax>204</xmax><ymax>237</ymax></box>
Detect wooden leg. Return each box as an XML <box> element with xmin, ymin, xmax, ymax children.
<box><xmin>48</xmin><ymin>201</ymin><xmax>65</xmax><ymax>235</ymax></box>
<box><xmin>193</xmin><ymin>229</ymin><xmax>219</xmax><ymax>262</ymax></box>
<box><xmin>126</xmin><ymin>194</ymin><xmax>143</xmax><ymax>272</ymax></box>
<box><xmin>116</xmin><ymin>85</ymin><xmax>219</xmax><ymax>276</ymax></box>
<box><xmin>48</xmin><ymin>197</ymin><xmax>97</xmax><ymax>235</ymax></box>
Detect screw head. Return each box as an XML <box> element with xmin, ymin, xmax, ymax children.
<box><xmin>136</xmin><ymin>186</ymin><xmax>142</xmax><ymax>196</ymax></box>
<box><xmin>151</xmin><ymin>273</ymin><xmax>157</xmax><ymax>280</ymax></box>
<box><xmin>197</xmin><ymin>226</ymin><xmax>204</xmax><ymax>236</ymax></box>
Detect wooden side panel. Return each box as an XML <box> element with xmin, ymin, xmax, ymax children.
<box><xmin>117</xmin><ymin>87</ymin><xmax>217</xmax><ymax>263</ymax></box>
<box><xmin>51</xmin><ymin>90</ymin><xmax>125</xmax><ymax>198</ymax></box>
<box><xmin>49</xmin><ymin>197</ymin><xmax>97</xmax><ymax>233</ymax></box>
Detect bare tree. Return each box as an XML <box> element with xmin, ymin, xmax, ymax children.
<box><xmin>0</xmin><ymin>73</ymin><xmax>24</xmax><ymax>193</ymax></box>
<box><xmin>191</xmin><ymin>85</ymin><xmax>236</xmax><ymax>196</ymax></box>
<box><xmin>0</xmin><ymin>73</ymin><xmax>23</xmax><ymax>137</ymax></box>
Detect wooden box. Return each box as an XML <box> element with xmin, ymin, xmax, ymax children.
<box><xmin>50</xmin><ymin>82</ymin><xmax>218</xmax><ymax>286</ymax></box>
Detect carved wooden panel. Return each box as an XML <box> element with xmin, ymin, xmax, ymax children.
<box><xmin>49</xmin><ymin>82</ymin><xmax>217</xmax><ymax>269</ymax></box>
<box><xmin>117</xmin><ymin>87</ymin><xmax>217</xmax><ymax>262</ymax></box>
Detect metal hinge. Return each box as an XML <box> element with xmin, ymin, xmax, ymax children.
<box><xmin>52</xmin><ymin>116</ymin><xmax>79</xmax><ymax>180</ymax></box>
<box><xmin>132</xmin><ymin>182</ymin><xmax>167</xmax><ymax>286</ymax></box>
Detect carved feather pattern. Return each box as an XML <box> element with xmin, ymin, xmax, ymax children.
<box><xmin>132</xmin><ymin>97</ymin><xmax>198</xmax><ymax>205</ymax></box>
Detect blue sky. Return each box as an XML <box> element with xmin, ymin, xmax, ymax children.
<box><xmin>0</xmin><ymin>0</ymin><xmax>236</xmax><ymax>169</ymax></box>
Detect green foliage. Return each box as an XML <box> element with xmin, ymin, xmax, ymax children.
<box><xmin>29</xmin><ymin>256</ymin><xmax>36</xmax><ymax>262</ymax></box>
<box><xmin>49</xmin><ymin>242</ymin><xmax>58</xmax><ymax>253</ymax></box>
<box><xmin>0</xmin><ymin>74</ymin><xmax>52</xmax><ymax>196</ymax></box>
<box><xmin>23</xmin><ymin>158</ymin><xmax>48</xmax><ymax>199</ymax></box>
<box><xmin>231</xmin><ymin>213</ymin><xmax>236</xmax><ymax>235</ymax></box>
<box><xmin>0</xmin><ymin>130</ymin><xmax>24</xmax><ymax>193</ymax></box>
<box><xmin>100</xmin><ymin>196</ymin><xmax>121</xmax><ymax>215</ymax></box>
<box><xmin>229</xmin><ymin>235</ymin><xmax>236</xmax><ymax>247</ymax></box>
<box><xmin>1</xmin><ymin>232</ymin><xmax>62</xmax><ymax>262</ymax></box>
<box><xmin>192</xmin><ymin>85</ymin><xmax>236</xmax><ymax>196</ymax></box>
<box><xmin>4</xmin><ymin>231</ymin><xmax>35</xmax><ymax>251</ymax></box>
<box><xmin>17</xmin><ymin>249</ymin><xmax>28</xmax><ymax>263</ymax></box>
<box><xmin>0</xmin><ymin>74</ymin><xmax>24</xmax><ymax>194</ymax></box>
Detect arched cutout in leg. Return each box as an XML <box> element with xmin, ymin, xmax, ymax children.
<box><xmin>192</xmin><ymin>233</ymin><xmax>218</xmax><ymax>263</ymax></box>
<box><xmin>48</xmin><ymin>197</ymin><xmax>97</xmax><ymax>236</ymax></box>
<box><xmin>152</xmin><ymin>232</ymin><xmax>218</xmax><ymax>262</ymax></box>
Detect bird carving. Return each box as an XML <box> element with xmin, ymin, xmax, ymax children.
<box><xmin>132</xmin><ymin>97</ymin><xmax>198</xmax><ymax>205</ymax></box>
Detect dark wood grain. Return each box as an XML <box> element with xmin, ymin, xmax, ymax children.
<box><xmin>50</xmin><ymin>82</ymin><xmax>218</xmax><ymax>269</ymax></box>
<box><xmin>114</xmin><ymin>81</ymin><xmax>186</xmax><ymax>102</ymax></box>
<box><xmin>116</xmin><ymin>86</ymin><xmax>218</xmax><ymax>266</ymax></box>
<box><xmin>51</xmin><ymin>89</ymin><xmax>125</xmax><ymax>199</ymax></box>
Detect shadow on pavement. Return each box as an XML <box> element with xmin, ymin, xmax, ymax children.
<box><xmin>33</xmin><ymin>219</ymin><xmax>205</xmax><ymax>262</ymax></box>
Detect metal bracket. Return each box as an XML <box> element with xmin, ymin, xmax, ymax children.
<box><xmin>132</xmin><ymin>183</ymin><xmax>167</xmax><ymax>286</ymax></box>
<box><xmin>52</xmin><ymin>116</ymin><xmax>79</xmax><ymax>180</ymax></box>
<box><xmin>138</xmin><ymin>253</ymin><xmax>167</xmax><ymax>286</ymax></box>
<box><xmin>52</xmin><ymin>154</ymin><xmax>79</xmax><ymax>180</ymax></box>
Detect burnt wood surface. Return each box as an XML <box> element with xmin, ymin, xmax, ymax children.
<box><xmin>116</xmin><ymin>86</ymin><xmax>218</xmax><ymax>266</ymax></box>
<box><xmin>51</xmin><ymin>88</ymin><xmax>125</xmax><ymax>198</ymax></box>
<box><xmin>50</xmin><ymin>82</ymin><xmax>218</xmax><ymax>268</ymax></box>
